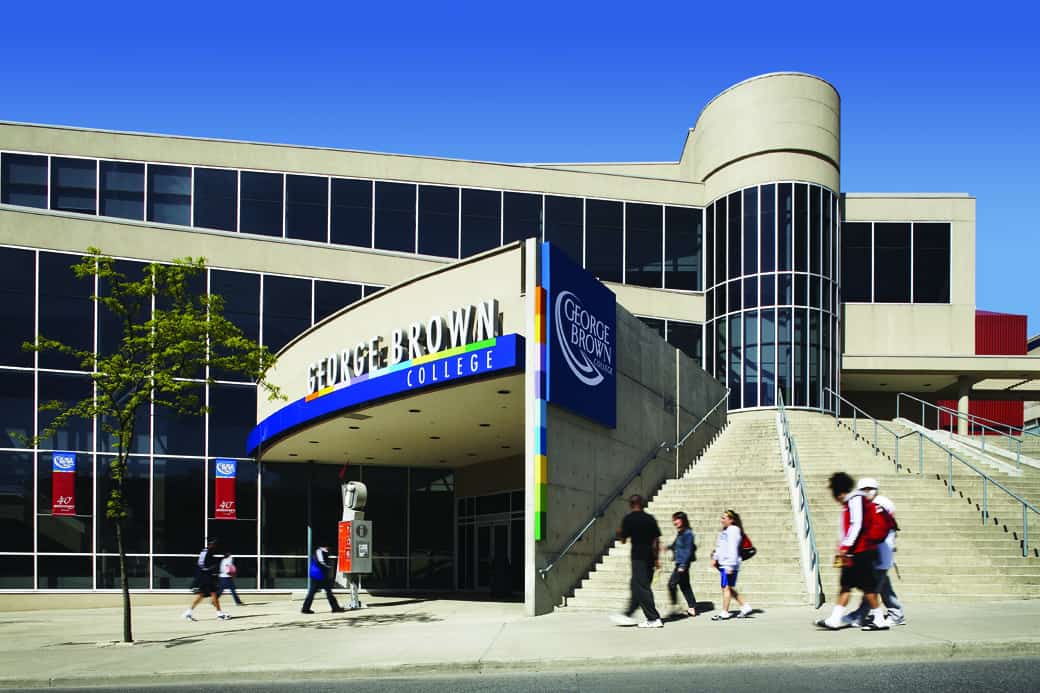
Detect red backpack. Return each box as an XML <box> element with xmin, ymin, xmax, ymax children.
<box><xmin>861</xmin><ymin>499</ymin><xmax>897</xmax><ymax>548</ymax></box>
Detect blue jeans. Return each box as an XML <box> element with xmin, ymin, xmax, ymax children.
<box><xmin>217</xmin><ymin>577</ymin><xmax>243</xmax><ymax>604</ymax></box>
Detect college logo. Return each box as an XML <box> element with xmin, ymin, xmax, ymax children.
<box><xmin>554</xmin><ymin>290</ymin><xmax>613</xmax><ymax>387</ymax></box>
<box><xmin>52</xmin><ymin>453</ymin><xmax>76</xmax><ymax>472</ymax></box>
<box><xmin>215</xmin><ymin>460</ymin><xmax>236</xmax><ymax>478</ymax></box>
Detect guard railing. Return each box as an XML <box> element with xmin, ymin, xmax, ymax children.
<box><xmin>776</xmin><ymin>392</ymin><xmax>825</xmax><ymax>608</ymax></box>
<box><xmin>897</xmin><ymin>392</ymin><xmax>1038</xmax><ymax>469</ymax></box>
<box><xmin>539</xmin><ymin>388</ymin><xmax>729</xmax><ymax>579</ymax></box>
<box><xmin>826</xmin><ymin>388</ymin><xmax>1039</xmax><ymax>557</ymax></box>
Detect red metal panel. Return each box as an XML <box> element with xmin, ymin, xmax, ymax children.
<box><xmin>938</xmin><ymin>399</ymin><xmax>1024</xmax><ymax>433</ymax></box>
<box><xmin>975</xmin><ymin>310</ymin><xmax>1027</xmax><ymax>355</ymax></box>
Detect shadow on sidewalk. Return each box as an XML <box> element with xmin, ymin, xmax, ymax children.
<box><xmin>49</xmin><ymin>610</ymin><xmax>443</xmax><ymax>650</ymax></box>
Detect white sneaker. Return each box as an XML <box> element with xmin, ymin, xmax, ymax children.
<box><xmin>736</xmin><ymin>604</ymin><xmax>753</xmax><ymax>618</ymax></box>
<box><xmin>887</xmin><ymin>613</ymin><xmax>907</xmax><ymax>626</ymax></box>
<box><xmin>182</xmin><ymin>610</ymin><xmax>195</xmax><ymax>621</ymax></box>
<box><xmin>638</xmin><ymin>619</ymin><xmax>664</xmax><ymax>628</ymax></box>
<box><xmin>217</xmin><ymin>612</ymin><xmax>232</xmax><ymax>620</ymax></box>
<box><xmin>609</xmin><ymin>613</ymin><xmax>637</xmax><ymax>626</ymax></box>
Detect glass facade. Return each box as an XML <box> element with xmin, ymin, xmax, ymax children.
<box><xmin>0</xmin><ymin>150</ymin><xmax>704</xmax><ymax>293</ymax></box>
<box><xmin>704</xmin><ymin>183</ymin><xmax>839</xmax><ymax>411</ymax></box>
<box><xmin>0</xmin><ymin>245</ymin><xmax>410</xmax><ymax>590</ymax></box>
<box><xmin>840</xmin><ymin>221</ymin><xmax>951</xmax><ymax>304</ymax></box>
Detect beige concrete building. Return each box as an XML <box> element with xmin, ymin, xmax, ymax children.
<box><xmin>1</xmin><ymin>71</ymin><xmax>1037</xmax><ymax>606</ymax></box>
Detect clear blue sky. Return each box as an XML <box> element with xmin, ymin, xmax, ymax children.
<box><xmin>4</xmin><ymin>2</ymin><xmax>1037</xmax><ymax>333</ymax></box>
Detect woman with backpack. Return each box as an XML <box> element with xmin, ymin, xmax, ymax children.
<box><xmin>667</xmin><ymin>511</ymin><xmax>698</xmax><ymax>617</ymax></box>
<box><xmin>710</xmin><ymin>509</ymin><xmax>753</xmax><ymax>620</ymax></box>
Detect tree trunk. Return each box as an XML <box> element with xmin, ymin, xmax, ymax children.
<box><xmin>115</xmin><ymin>519</ymin><xmax>133</xmax><ymax>643</ymax></box>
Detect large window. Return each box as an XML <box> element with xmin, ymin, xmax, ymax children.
<box><xmin>664</xmin><ymin>206</ymin><xmax>702</xmax><ymax>291</ymax></box>
<box><xmin>841</xmin><ymin>223</ymin><xmax>872</xmax><ymax>302</ymax></box>
<box><xmin>1</xmin><ymin>153</ymin><xmax>47</xmax><ymax>208</ymax></box>
<box><xmin>285</xmin><ymin>174</ymin><xmax>328</xmax><ymax>242</ymax></box>
<box><xmin>38</xmin><ymin>253</ymin><xmax>93</xmax><ymax>370</ymax></box>
<box><xmin>0</xmin><ymin>247</ymin><xmax>35</xmax><ymax>366</ymax></box>
<box><xmin>50</xmin><ymin>158</ymin><xmax>96</xmax><ymax>214</ymax></box>
<box><xmin>418</xmin><ymin>185</ymin><xmax>458</xmax><ymax>258</ymax></box>
<box><xmin>503</xmin><ymin>192</ymin><xmax>541</xmax><ymax>244</ymax></box>
<box><xmin>584</xmin><ymin>199</ymin><xmax>621</xmax><ymax>282</ymax></box>
<box><xmin>625</xmin><ymin>203</ymin><xmax>663</xmax><ymax>288</ymax></box>
<box><xmin>545</xmin><ymin>196</ymin><xmax>583</xmax><ymax>268</ymax></box>
<box><xmin>873</xmin><ymin>223</ymin><xmax>911</xmax><ymax>302</ymax></box>
<box><xmin>240</xmin><ymin>172</ymin><xmax>283</xmax><ymax>237</ymax></box>
<box><xmin>100</xmin><ymin>161</ymin><xmax>144</xmax><ymax>220</ymax></box>
<box><xmin>461</xmin><ymin>188</ymin><xmax>501</xmax><ymax>258</ymax></box>
<box><xmin>913</xmin><ymin>223</ymin><xmax>951</xmax><ymax>303</ymax></box>
<box><xmin>331</xmin><ymin>178</ymin><xmax>372</xmax><ymax>248</ymax></box>
<box><xmin>374</xmin><ymin>182</ymin><xmax>416</xmax><ymax>253</ymax></box>
<box><xmin>193</xmin><ymin>168</ymin><xmax>238</xmax><ymax>231</ymax></box>
<box><xmin>262</xmin><ymin>275</ymin><xmax>311</xmax><ymax>352</ymax></box>
<box><xmin>313</xmin><ymin>280</ymin><xmax>362</xmax><ymax>323</ymax></box>
<box><xmin>147</xmin><ymin>164</ymin><xmax>191</xmax><ymax>226</ymax></box>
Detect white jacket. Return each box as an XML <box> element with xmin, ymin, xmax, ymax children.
<box><xmin>873</xmin><ymin>495</ymin><xmax>897</xmax><ymax>570</ymax></box>
<box><xmin>712</xmin><ymin>525</ymin><xmax>742</xmax><ymax>570</ymax></box>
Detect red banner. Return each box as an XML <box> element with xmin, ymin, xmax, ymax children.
<box><xmin>338</xmin><ymin>521</ymin><xmax>352</xmax><ymax>573</ymax></box>
<box><xmin>52</xmin><ymin>451</ymin><xmax>76</xmax><ymax>516</ymax></box>
<box><xmin>214</xmin><ymin>459</ymin><xmax>237</xmax><ymax>520</ymax></box>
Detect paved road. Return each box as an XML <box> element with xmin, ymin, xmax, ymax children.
<box><xmin>31</xmin><ymin>658</ymin><xmax>1040</xmax><ymax>692</ymax></box>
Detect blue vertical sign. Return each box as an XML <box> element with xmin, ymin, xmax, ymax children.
<box><xmin>542</xmin><ymin>243</ymin><xmax>617</xmax><ymax>428</ymax></box>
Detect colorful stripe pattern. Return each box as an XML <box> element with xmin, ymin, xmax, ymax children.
<box><xmin>534</xmin><ymin>254</ymin><xmax>549</xmax><ymax>542</ymax></box>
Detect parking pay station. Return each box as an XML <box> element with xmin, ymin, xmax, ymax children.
<box><xmin>336</xmin><ymin>481</ymin><xmax>372</xmax><ymax>610</ymax></box>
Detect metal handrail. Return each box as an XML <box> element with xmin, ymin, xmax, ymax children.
<box><xmin>538</xmin><ymin>388</ymin><xmax>730</xmax><ymax>579</ymax></box>
<box><xmin>901</xmin><ymin>393</ymin><xmax>1040</xmax><ymax>440</ymax></box>
<box><xmin>826</xmin><ymin>388</ymin><xmax>1039</xmax><ymax>557</ymax></box>
<box><xmin>777</xmin><ymin>392</ymin><xmax>825</xmax><ymax>608</ymax></box>
<box><xmin>825</xmin><ymin>387</ymin><xmax>903</xmax><ymax>472</ymax></box>
<box><xmin>896</xmin><ymin>392</ymin><xmax>1031</xmax><ymax>469</ymax></box>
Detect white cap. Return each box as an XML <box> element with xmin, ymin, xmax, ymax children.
<box><xmin>874</xmin><ymin>495</ymin><xmax>895</xmax><ymax>514</ymax></box>
<box><xmin>857</xmin><ymin>477</ymin><xmax>879</xmax><ymax>490</ymax></box>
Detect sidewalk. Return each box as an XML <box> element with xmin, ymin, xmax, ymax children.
<box><xmin>1</xmin><ymin>594</ymin><xmax>1039</xmax><ymax>688</ymax></box>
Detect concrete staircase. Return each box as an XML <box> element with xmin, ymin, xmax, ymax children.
<box><xmin>788</xmin><ymin>411</ymin><xmax>1040</xmax><ymax>603</ymax></box>
<box><xmin>564</xmin><ymin>411</ymin><xmax>808</xmax><ymax>613</ymax></box>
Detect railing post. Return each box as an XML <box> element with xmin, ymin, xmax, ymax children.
<box><xmin>1018</xmin><ymin>439</ymin><xmax>1023</xmax><ymax>470</ymax></box>
<box><xmin>921</xmin><ymin>401</ymin><xmax>925</xmax><ymax>428</ymax></box>
<box><xmin>853</xmin><ymin>408</ymin><xmax>857</xmax><ymax>437</ymax></box>
<box><xmin>982</xmin><ymin>478</ymin><xmax>988</xmax><ymax>525</ymax></box>
<box><xmin>1024</xmin><ymin>505</ymin><xmax>1029</xmax><ymax>558</ymax></box>
<box><xmin>918</xmin><ymin>433</ymin><xmax>924</xmax><ymax>476</ymax></box>
<box><xmin>896</xmin><ymin>394</ymin><xmax>900</xmax><ymax>421</ymax></box>
<box><xmin>948</xmin><ymin>449</ymin><xmax>953</xmax><ymax>496</ymax></box>
<box><xmin>894</xmin><ymin>431</ymin><xmax>900</xmax><ymax>470</ymax></box>
<box><xmin>874</xmin><ymin>419</ymin><xmax>878</xmax><ymax>454</ymax></box>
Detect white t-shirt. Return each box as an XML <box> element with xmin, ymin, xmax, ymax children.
<box><xmin>219</xmin><ymin>555</ymin><xmax>235</xmax><ymax>578</ymax></box>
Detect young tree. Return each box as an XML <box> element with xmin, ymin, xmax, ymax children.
<box><xmin>27</xmin><ymin>249</ymin><xmax>282</xmax><ymax>643</ymax></box>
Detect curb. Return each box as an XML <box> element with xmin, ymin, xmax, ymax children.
<box><xmin>3</xmin><ymin>638</ymin><xmax>1040</xmax><ymax>689</ymax></box>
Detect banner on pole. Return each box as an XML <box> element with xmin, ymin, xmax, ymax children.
<box><xmin>214</xmin><ymin>458</ymin><xmax>237</xmax><ymax>520</ymax></box>
<box><xmin>52</xmin><ymin>451</ymin><xmax>76</xmax><ymax>516</ymax></box>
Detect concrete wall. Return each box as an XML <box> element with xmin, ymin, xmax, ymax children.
<box><xmin>529</xmin><ymin>308</ymin><xmax>727</xmax><ymax>614</ymax></box>
<box><xmin>259</xmin><ymin>243</ymin><xmax>528</xmax><ymax>414</ymax></box>
<box><xmin>842</xmin><ymin>194</ymin><xmax>976</xmax><ymax>358</ymax></box>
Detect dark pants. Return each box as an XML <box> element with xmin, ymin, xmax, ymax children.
<box><xmin>218</xmin><ymin>577</ymin><xmax>243</xmax><ymax>604</ymax></box>
<box><xmin>625</xmin><ymin>559</ymin><xmax>660</xmax><ymax>622</ymax></box>
<box><xmin>667</xmin><ymin>566</ymin><xmax>696</xmax><ymax>608</ymax></box>
<box><xmin>302</xmin><ymin>578</ymin><xmax>341</xmax><ymax>612</ymax></box>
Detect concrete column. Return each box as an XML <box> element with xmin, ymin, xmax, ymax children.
<box><xmin>957</xmin><ymin>376</ymin><xmax>973</xmax><ymax>437</ymax></box>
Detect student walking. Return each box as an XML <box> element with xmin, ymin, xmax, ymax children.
<box><xmin>182</xmin><ymin>537</ymin><xmax>230</xmax><ymax>621</ymax></box>
<box><xmin>844</xmin><ymin>479</ymin><xmax>905</xmax><ymax>626</ymax></box>
<box><xmin>666</xmin><ymin>511</ymin><xmax>698</xmax><ymax>617</ymax></box>
<box><xmin>610</xmin><ymin>495</ymin><xmax>663</xmax><ymax>628</ymax></box>
<box><xmin>816</xmin><ymin>472</ymin><xmax>892</xmax><ymax>631</ymax></box>
<box><xmin>302</xmin><ymin>543</ymin><xmax>346</xmax><ymax>614</ymax></box>
<box><xmin>710</xmin><ymin>509</ymin><xmax>753</xmax><ymax>620</ymax></box>
<box><xmin>217</xmin><ymin>552</ymin><xmax>245</xmax><ymax>606</ymax></box>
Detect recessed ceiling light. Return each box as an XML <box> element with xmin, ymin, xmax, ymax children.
<box><xmin>349</xmin><ymin>425</ymin><xmax>360</xmax><ymax>430</ymax></box>
<box><xmin>479</xmin><ymin>423</ymin><xmax>490</xmax><ymax>427</ymax></box>
<box><xmin>497</xmin><ymin>390</ymin><xmax>510</xmax><ymax>395</ymax></box>
<box><xmin>429</xmin><ymin>436</ymin><xmax>441</xmax><ymax>440</ymax></box>
<box><xmin>408</xmin><ymin>409</ymin><xmax>421</xmax><ymax>413</ymax></box>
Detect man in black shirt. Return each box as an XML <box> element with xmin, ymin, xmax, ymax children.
<box><xmin>611</xmin><ymin>495</ymin><xmax>663</xmax><ymax>628</ymax></box>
